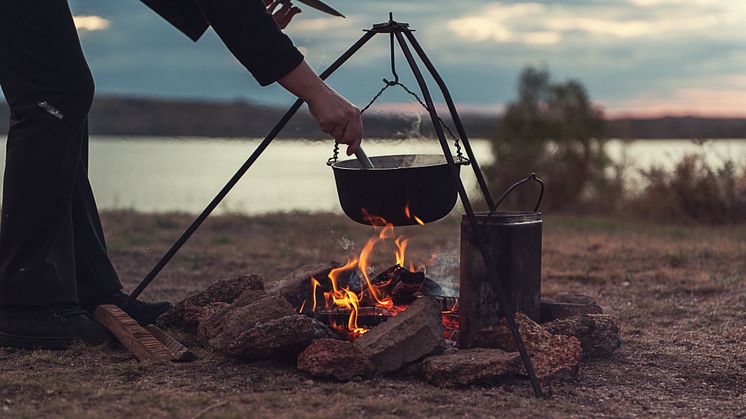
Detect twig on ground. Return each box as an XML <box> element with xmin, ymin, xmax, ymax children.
<box><xmin>190</xmin><ymin>401</ymin><xmax>229</xmax><ymax>419</ymax></box>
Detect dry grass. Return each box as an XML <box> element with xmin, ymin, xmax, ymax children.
<box><xmin>1</xmin><ymin>211</ymin><xmax>745</xmax><ymax>418</ymax></box>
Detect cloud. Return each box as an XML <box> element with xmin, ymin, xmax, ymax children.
<box><xmin>447</xmin><ymin>1</ymin><xmax>744</xmax><ymax>45</ymax></box>
<box><xmin>606</xmin><ymin>85</ymin><xmax>746</xmax><ymax>117</ymax></box>
<box><xmin>73</xmin><ymin>15</ymin><xmax>110</xmax><ymax>32</ymax></box>
<box><xmin>447</xmin><ymin>3</ymin><xmax>561</xmax><ymax>45</ymax></box>
<box><xmin>286</xmin><ymin>16</ymin><xmax>360</xmax><ymax>35</ymax></box>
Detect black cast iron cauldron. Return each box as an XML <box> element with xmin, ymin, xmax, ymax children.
<box><xmin>331</xmin><ymin>154</ymin><xmax>468</xmax><ymax>226</ymax></box>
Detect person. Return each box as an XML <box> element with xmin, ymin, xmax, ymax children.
<box><xmin>0</xmin><ymin>0</ymin><xmax>363</xmax><ymax>349</ymax></box>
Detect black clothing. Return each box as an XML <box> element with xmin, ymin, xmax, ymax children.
<box><xmin>0</xmin><ymin>0</ymin><xmax>303</xmax><ymax>307</ymax></box>
<box><xmin>141</xmin><ymin>0</ymin><xmax>304</xmax><ymax>86</ymax></box>
<box><xmin>0</xmin><ymin>0</ymin><xmax>122</xmax><ymax>306</ymax></box>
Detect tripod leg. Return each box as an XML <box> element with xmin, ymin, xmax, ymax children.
<box><xmin>393</xmin><ymin>31</ymin><xmax>545</xmax><ymax>398</ymax></box>
<box><xmin>126</xmin><ymin>30</ymin><xmax>377</xmax><ymax>306</ymax></box>
<box><xmin>403</xmin><ymin>31</ymin><xmax>495</xmax><ymax>209</ymax></box>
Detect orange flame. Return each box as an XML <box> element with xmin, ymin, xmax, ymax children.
<box><xmin>405</xmin><ymin>202</ymin><xmax>426</xmax><ymax>225</ymax></box>
<box><xmin>358</xmin><ymin>228</ymin><xmax>394</xmax><ymax>309</ymax></box>
<box><xmin>310</xmin><ymin>277</ymin><xmax>321</xmax><ymax>311</ymax></box>
<box><xmin>303</xmin><ymin>207</ymin><xmax>431</xmax><ymax>338</ymax></box>
<box><xmin>395</xmin><ymin>237</ymin><xmax>408</xmax><ymax>267</ymax></box>
<box><xmin>328</xmin><ymin>259</ymin><xmax>357</xmax><ymax>294</ymax></box>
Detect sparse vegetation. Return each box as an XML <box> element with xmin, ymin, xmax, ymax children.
<box><xmin>629</xmin><ymin>146</ymin><xmax>746</xmax><ymax>223</ymax></box>
<box><xmin>487</xmin><ymin>67</ymin><xmax>746</xmax><ymax>224</ymax></box>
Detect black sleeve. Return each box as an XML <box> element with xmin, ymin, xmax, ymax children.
<box><xmin>140</xmin><ymin>0</ymin><xmax>210</xmax><ymax>42</ymax></box>
<box><xmin>196</xmin><ymin>0</ymin><xmax>305</xmax><ymax>86</ymax></box>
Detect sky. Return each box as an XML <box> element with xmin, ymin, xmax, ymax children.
<box><xmin>15</xmin><ymin>0</ymin><xmax>746</xmax><ymax>116</ymax></box>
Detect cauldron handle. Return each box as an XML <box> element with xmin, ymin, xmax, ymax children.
<box><xmin>486</xmin><ymin>172</ymin><xmax>544</xmax><ymax>219</ymax></box>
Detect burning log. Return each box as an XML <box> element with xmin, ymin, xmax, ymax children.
<box><xmin>390</xmin><ymin>266</ymin><xmax>425</xmax><ymax>305</ymax></box>
<box><xmin>313</xmin><ymin>307</ymin><xmax>393</xmax><ymax>329</ymax></box>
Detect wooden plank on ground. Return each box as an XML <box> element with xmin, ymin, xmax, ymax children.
<box><xmin>93</xmin><ymin>304</ymin><xmax>172</xmax><ymax>362</ymax></box>
<box><xmin>145</xmin><ymin>325</ymin><xmax>196</xmax><ymax>362</ymax></box>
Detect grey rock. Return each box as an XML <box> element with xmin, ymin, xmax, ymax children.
<box><xmin>157</xmin><ymin>274</ymin><xmax>265</xmax><ymax>332</ymax></box>
<box><xmin>540</xmin><ymin>293</ymin><xmax>603</xmax><ymax>323</ymax></box>
<box><xmin>470</xmin><ymin>312</ymin><xmax>582</xmax><ymax>381</ymax></box>
<box><xmin>199</xmin><ymin>293</ymin><xmax>296</xmax><ymax>350</ymax></box>
<box><xmin>269</xmin><ymin>262</ymin><xmax>340</xmax><ymax>308</ymax></box>
<box><xmin>555</xmin><ymin>293</ymin><xmax>598</xmax><ymax>305</ymax></box>
<box><xmin>544</xmin><ymin>313</ymin><xmax>621</xmax><ymax>357</ymax></box>
<box><xmin>297</xmin><ymin>339</ymin><xmax>375</xmax><ymax>381</ymax></box>
<box><xmin>420</xmin><ymin>348</ymin><xmax>521</xmax><ymax>386</ymax></box>
<box><xmin>354</xmin><ymin>297</ymin><xmax>446</xmax><ymax>373</ymax></box>
<box><xmin>227</xmin><ymin>315</ymin><xmax>336</xmax><ymax>360</ymax></box>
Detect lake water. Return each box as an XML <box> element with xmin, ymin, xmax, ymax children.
<box><xmin>1</xmin><ymin>137</ymin><xmax>745</xmax><ymax>214</ymax></box>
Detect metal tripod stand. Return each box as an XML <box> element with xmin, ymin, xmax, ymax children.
<box><xmin>127</xmin><ymin>14</ymin><xmax>545</xmax><ymax>398</ymax></box>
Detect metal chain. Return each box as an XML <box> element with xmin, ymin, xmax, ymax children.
<box><xmin>327</xmin><ymin>79</ymin><xmax>394</xmax><ymax>166</ymax></box>
<box><xmin>326</xmin><ymin>78</ymin><xmax>466</xmax><ymax>165</ymax></box>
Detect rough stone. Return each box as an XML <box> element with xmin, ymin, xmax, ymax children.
<box><xmin>420</xmin><ymin>348</ymin><xmax>521</xmax><ymax>386</ymax></box>
<box><xmin>544</xmin><ymin>314</ymin><xmax>621</xmax><ymax>357</ymax></box>
<box><xmin>269</xmin><ymin>262</ymin><xmax>340</xmax><ymax>308</ymax></box>
<box><xmin>198</xmin><ymin>293</ymin><xmax>295</xmax><ymax>350</ymax></box>
<box><xmin>227</xmin><ymin>315</ymin><xmax>336</xmax><ymax>360</ymax></box>
<box><xmin>471</xmin><ymin>312</ymin><xmax>582</xmax><ymax>381</ymax></box>
<box><xmin>297</xmin><ymin>339</ymin><xmax>375</xmax><ymax>381</ymax></box>
<box><xmin>157</xmin><ymin>274</ymin><xmax>265</xmax><ymax>331</ymax></box>
<box><xmin>354</xmin><ymin>297</ymin><xmax>446</xmax><ymax>373</ymax></box>
<box><xmin>540</xmin><ymin>293</ymin><xmax>603</xmax><ymax>323</ymax></box>
<box><xmin>554</xmin><ymin>293</ymin><xmax>598</xmax><ymax>305</ymax></box>
<box><xmin>195</xmin><ymin>289</ymin><xmax>268</xmax><ymax>338</ymax></box>
<box><xmin>228</xmin><ymin>289</ymin><xmax>271</xmax><ymax>309</ymax></box>
<box><xmin>183</xmin><ymin>302</ymin><xmax>230</xmax><ymax>330</ymax></box>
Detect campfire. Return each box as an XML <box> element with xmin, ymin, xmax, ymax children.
<box><xmin>294</xmin><ymin>210</ymin><xmax>459</xmax><ymax>343</ymax></box>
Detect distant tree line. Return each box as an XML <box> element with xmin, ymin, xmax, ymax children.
<box><xmin>0</xmin><ymin>96</ymin><xmax>744</xmax><ymax>140</ymax></box>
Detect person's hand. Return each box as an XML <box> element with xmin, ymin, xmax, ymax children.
<box><xmin>308</xmin><ymin>88</ymin><xmax>362</xmax><ymax>155</ymax></box>
<box><xmin>278</xmin><ymin>61</ymin><xmax>363</xmax><ymax>154</ymax></box>
<box><xmin>264</xmin><ymin>0</ymin><xmax>301</xmax><ymax>29</ymax></box>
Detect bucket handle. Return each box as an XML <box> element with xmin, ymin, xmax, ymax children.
<box><xmin>485</xmin><ymin>172</ymin><xmax>544</xmax><ymax>220</ymax></box>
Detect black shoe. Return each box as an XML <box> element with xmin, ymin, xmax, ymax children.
<box><xmin>0</xmin><ymin>305</ymin><xmax>112</xmax><ymax>349</ymax></box>
<box><xmin>85</xmin><ymin>292</ymin><xmax>172</xmax><ymax>326</ymax></box>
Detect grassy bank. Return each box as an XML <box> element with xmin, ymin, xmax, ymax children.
<box><xmin>1</xmin><ymin>211</ymin><xmax>745</xmax><ymax>417</ymax></box>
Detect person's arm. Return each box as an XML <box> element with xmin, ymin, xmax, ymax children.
<box><xmin>197</xmin><ymin>0</ymin><xmax>361</xmax><ymax>153</ymax></box>
<box><xmin>139</xmin><ymin>0</ymin><xmax>210</xmax><ymax>41</ymax></box>
<box><xmin>279</xmin><ymin>61</ymin><xmax>362</xmax><ymax>155</ymax></box>
<box><xmin>142</xmin><ymin>0</ymin><xmax>362</xmax><ymax>152</ymax></box>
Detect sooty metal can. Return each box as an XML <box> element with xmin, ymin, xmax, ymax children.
<box><xmin>459</xmin><ymin>211</ymin><xmax>542</xmax><ymax>348</ymax></box>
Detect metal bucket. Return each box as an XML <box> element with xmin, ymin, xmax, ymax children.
<box><xmin>458</xmin><ymin>174</ymin><xmax>544</xmax><ymax>349</ymax></box>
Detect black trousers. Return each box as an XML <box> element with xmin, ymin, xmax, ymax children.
<box><xmin>0</xmin><ymin>0</ymin><xmax>122</xmax><ymax>306</ymax></box>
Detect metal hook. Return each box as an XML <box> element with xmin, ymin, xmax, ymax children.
<box><xmin>389</xmin><ymin>31</ymin><xmax>399</xmax><ymax>84</ymax></box>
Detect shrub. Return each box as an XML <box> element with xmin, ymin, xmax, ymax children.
<box><xmin>486</xmin><ymin>66</ymin><xmax>612</xmax><ymax>212</ymax></box>
<box><xmin>630</xmin><ymin>148</ymin><xmax>746</xmax><ymax>224</ymax></box>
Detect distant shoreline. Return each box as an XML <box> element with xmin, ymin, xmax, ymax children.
<box><xmin>1</xmin><ymin>95</ymin><xmax>745</xmax><ymax>139</ymax></box>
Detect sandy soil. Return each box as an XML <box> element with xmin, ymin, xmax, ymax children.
<box><xmin>1</xmin><ymin>211</ymin><xmax>745</xmax><ymax>418</ymax></box>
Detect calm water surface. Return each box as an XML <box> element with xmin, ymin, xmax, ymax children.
<box><xmin>1</xmin><ymin>137</ymin><xmax>744</xmax><ymax>214</ymax></box>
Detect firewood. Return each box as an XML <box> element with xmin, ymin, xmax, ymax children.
<box><xmin>93</xmin><ymin>305</ymin><xmax>171</xmax><ymax>362</ymax></box>
<box><xmin>145</xmin><ymin>325</ymin><xmax>196</xmax><ymax>362</ymax></box>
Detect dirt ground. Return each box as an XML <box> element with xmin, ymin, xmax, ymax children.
<box><xmin>1</xmin><ymin>211</ymin><xmax>745</xmax><ymax>418</ymax></box>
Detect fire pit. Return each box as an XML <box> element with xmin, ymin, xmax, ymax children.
<box><xmin>291</xmin><ymin>216</ymin><xmax>461</xmax><ymax>343</ymax></box>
